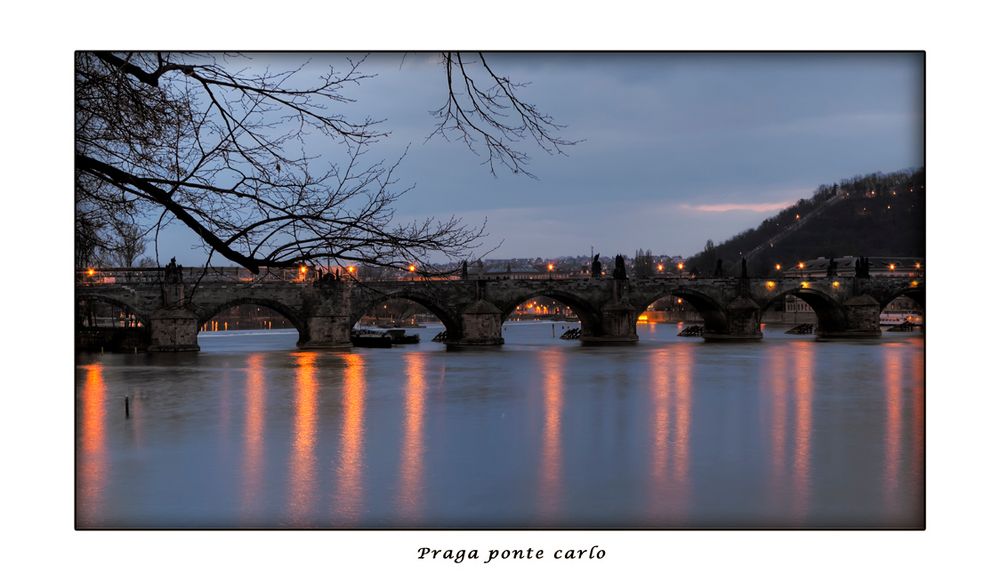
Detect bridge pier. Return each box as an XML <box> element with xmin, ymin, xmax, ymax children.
<box><xmin>300</xmin><ymin>315</ymin><xmax>352</xmax><ymax>349</ymax></box>
<box><xmin>297</xmin><ymin>281</ymin><xmax>353</xmax><ymax>349</ymax></box>
<box><xmin>148</xmin><ymin>307</ymin><xmax>200</xmax><ymax>352</ymax></box>
<box><xmin>448</xmin><ymin>300</ymin><xmax>504</xmax><ymax>347</ymax></box>
<box><xmin>817</xmin><ymin>294</ymin><xmax>882</xmax><ymax>340</ymax></box>
<box><xmin>581</xmin><ymin>301</ymin><xmax>638</xmax><ymax>345</ymax></box>
<box><xmin>703</xmin><ymin>297</ymin><xmax>763</xmax><ymax>342</ymax></box>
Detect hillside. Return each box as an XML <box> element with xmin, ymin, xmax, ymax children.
<box><xmin>686</xmin><ymin>167</ymin><xmax>925</xmax><ymax>276</ymax></box>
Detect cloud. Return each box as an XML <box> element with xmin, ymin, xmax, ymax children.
<box><xmin>681</xmin><ymin>201</ymin><xmax>793</xmax><ymax>213</ymax></box>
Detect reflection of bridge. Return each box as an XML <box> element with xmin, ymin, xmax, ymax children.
<box><xmin>76</xmin><ymin>268</ymin><xmax>924</xmax><ymax>351</ymax></box>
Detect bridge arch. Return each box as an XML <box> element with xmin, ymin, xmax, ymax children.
<box><xmin>349</xmin><ymin>290</ymin><xmax>462</xmax><ymax>338</ymax></box>
<box><xmin>496</xmin><ymin>288</ymin><xmax>603</xmax><ymax>338</ymax></box>
<box><xmin>77</xmin><ymin>293</ymin><xmax>151</xmax><ymax>328</ymax></box>
<box><xmin>196</xmin><ymin>298</ymin><xmax>308</xmax><ymax>343</ymax></box>
<box><xmin>877</xmin><ymin>285</ymin><xmax>925</xmax><ymax>310</ymax></box>
<box><xmin>760</xmin><ymin>287</ymin><xmax>848</xmax><ymax>335</ymax></box>
<box><xmin>633</xmin><ymin>288</ymin><xmax>730</xmax><ymax>335</ymax></box>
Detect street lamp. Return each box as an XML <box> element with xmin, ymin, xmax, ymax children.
<box><xmin>677</xmin><ymin>262</ymin><xmax>685</xmax><ymax>272</ymax></box>
<box><xmin>657</xmin><ymin>264</ymin><xmax>664</xmax><ymax>273</ymax></box>
<box><xmin>775</xmin><ymin>263</ymin><xmax>782</xmax><ymax>271</ymax></box>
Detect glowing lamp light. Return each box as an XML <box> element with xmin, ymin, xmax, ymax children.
<box><xmin>347</xmin><ymin>265</ymin><xmax>357</xmax><ymax>274</ymax></box>
<box><xmin>797</xmin><ymin>262</ymin><xmax>805</xmax><ymax>270</ymax></box>
<box><xmin>795</xmin><ymin>213</ymin><xmax>801</xmax><ymax>220</ymax></box>
<box><xmin>547</xmin><ymin>263</ymin><xmax>555</xmax><ymax>272</ymax></box>
<box><xmin>299</xmin><ymin>265</ymin><xmax>308</xmax><ymax>275</ymax></box>
<box><xmin>832</xmin><ymin>281</ymin><xmax>841</xmax><ymax>289</ymax></box>
<box><xmin>800</xmin><ymin>282</ymin><xmax>810</xmax><ymax>289</ymax></box>
<box><xmin>910</xmin><ymin>280</ymin><xmax>920</xmax><ymax>288</ymax></box>
<box><xmin>676</xmin><ymin>298</ymin><xmax>683</xmax><ymax>305</ymax></box>
<box><xmin>775</xmin><ymin>263</ymin><xmax>782</xmax><ymax>271</ymax></box>
<box><xmin>915</xmin><ymin>262</ymin><xmax>921</xmax><ymax>269</ymax></box>
<box><xmin>765</xmin><ymin>281</ymin><xmax>777</xmax><ymax>290</ymax></box>
<box><xmin>408</xmin><ymin>264</ymin><xmax>417</xmax><ymax>273</ymax></box>
<box><xmin>86</xmin><ymin>267</ymin><xmax>95</xmax><ymax>277</ymax></box>
<box><xmin>888</xmin><ymin>263</ymin><xmax>896</xmax><ymax>271</ymax></box>
<box><xmin>657</xmin><ymin>264</ymin><xmax>664</xmax><ymax>272</ymax></box>
<box><xmin>677</xmin><ymin>262</ymin><xmax>685</xmax><ymax>271</ymax></box>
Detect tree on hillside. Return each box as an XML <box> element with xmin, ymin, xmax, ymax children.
<box><xmin>633</xmin><ymin>248</ymin><xmax>654</xmax><ymax>278</ymax></box>
<box><xmin>75</xmin><ymin>52</ymin><xmax>574</xmax><ymax>274</ymax></box>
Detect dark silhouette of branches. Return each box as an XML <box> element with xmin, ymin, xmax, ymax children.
<box><xmin>78</xmin><ymin>52</ymin><xmax>574</xmax><ymax>274</ymax></box>
<box><xmin>430</xmin><ymin>52</ymin><xmax>580</xmax><ymax>178</ymax></box>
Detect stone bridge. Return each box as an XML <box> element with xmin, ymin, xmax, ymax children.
<box><xmin>76</xmin><ymin>271</ymin><xmax>924</xmax><ymax>351</ymax></box>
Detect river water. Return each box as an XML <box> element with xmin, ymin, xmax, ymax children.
<box><xmin>75</xmin><ymin>322</ymin><xmax>924</xmax><ymax>529</ymax></box>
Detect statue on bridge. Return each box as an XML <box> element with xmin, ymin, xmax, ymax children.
<box><xmin>854</xmin><ymin>256</ymin><xmax>870</xmax><ymax>278</ymax></box>
<box><xmin>740</xmin><ymin>257</ymin><xmax>748</xmax><ymax>279</ymax></box>
<box><xmin>714</xmin><ymin>259</ymin><xmax>724</xmax><ymax>277</ymax></box>
<box><xmin>461</xmin><ymin>260</ymin><xmax>468</xmax><ymax>280</ymax></box>
<box><xmin>163</xmin><ymin>257</ymin><xmax>183</xmax><ymax>284</ymax></box>
<box><xmin>612</xmin><ymin>255</ymin><xmax>627</xmax><ymax>280</ymax></box>
<box><xmin>314</xmin><ymin>271</ymin><xmax>339</xmax><ymax>288</ymax></box>
<box><xmin>827</xmin><ymin>257</ymin><xmax>838</xmax><ymax>277</ymax></box>
<box><xmin>591</xmin><ymin>254</ymin><xmax>602</xmax><ymax>278</ymax></box>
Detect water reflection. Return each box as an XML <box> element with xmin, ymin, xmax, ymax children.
<box><xmin>673</xmin><ymin>344</ymin><xmax>692</xmax><ymax>490</ymax></box>
<box><xmin>912</xmin><ymin>346</ymin><xmax>924</xmax><ymax>495</ymax></box>
<box><xmin>241</xmin><ymin>353</ymin><xmax>266</xmax><ymax>518</ymax></box>
<box><xmin>767</xmin><ymin>348</ymin><xmax>789</xmax><ymax>508</ymax></box>
<box><xmin>884</xmin><ymin>345</ymin><xmax>903</xmax><ymax>512</ymax></box>
<box><xmin>335</xmin><ymin>353</ymin><xmax>367</xmax><ymax>524</ymax></box>
<box><xmin>791</xmin><ymin>341</ymin><xmax>815</xmax><ymax>519</ymax></box>
<box><xmin>218</xmin><ymin>366</ymin><xmax>231</xmax><ymax>455</ymax></box>
<box><xmin>538</xmin><ymin>349</ymin><xmax>564</xmax><ymax>519</ymax></box>
<box><xmin>398</xmin><ymin>352</ymin><xmax>427</xmax><ymax>521</ymax></box>
<box><xmin>645</xmin><ymin>344</ymin><xmax>695</xmax><ymax>518</ymax></box>
<box><xmin>78</xmin><ymin>363</ymin><xmax>106</xmax><ymax>526</ymax></box>
<box><xmin>649</xmin><ymin>349</ymin><xmax>670</xmax><ymax>512</ymax></box>
<box><xmin>288</xmin><ymin>351</ymin><xmax>319</xmax><ymax>524</ymax></box>
<box><xmin>75</xmin><ymin>324</ymin><xmax>924</xmax><ymax>529</ymax></box>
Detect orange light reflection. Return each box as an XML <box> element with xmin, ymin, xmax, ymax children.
<box><xmin>791</xmin><ymin>341</ymin><xmax>814</xmax><ymax>519</ymax></box>
<box><xmin>335</xmin><ymin>353</ymin><xmax>367</xmax><ymax>524</ymax></box>
<box><xmin>78</xmin><ymin>363</ymin><xmax>107</xmax><ymax>526</ymax></box>
<box><xmin>398</xmin><ymin>352</ymin><xmax>427</xmax><ymax>521</ymax></box>
<box><xmin>288</xmin><ymin>351</ymin><xmax>319</xmax><ymax>524</ymax></box>
<box><xmin>538</xmin><ymin>349</ymin><xmax>564</xmax><ymax>519</ymax></box>
<box><xmin>884</xmin><ymin>345</ymin><xmax>903</xmax><ymax>511</ymax></box>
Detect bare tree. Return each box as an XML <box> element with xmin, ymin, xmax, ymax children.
<box><xmin>431</xmin><ymin>52</ymin><xmax>579</xmax><ymax>177</ymax></box>
<box><xmin>76</xmin><ymin>52</ymin><xmax>574</xmax><ymax>274</ymax></box>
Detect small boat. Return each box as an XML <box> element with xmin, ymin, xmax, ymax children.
<box><xmin>785</xmin><ymin>323</ymin><xmax>815</xmax><ymax>335</ymax></box>
<box><xmin>560</xmin><ymin>327</ymin><xmax>582</xmax><ymax>340</ymax></box>
<box><xmin>383</xmin><ymin>329</ymin><xmax>420</xmax><ymax>344</ymax></box>
<box><xmin>351</xmin><ymin>330</ymin><xmax>393</xmax><ymax>348</ymax></box>
<box><xmin>678</xmin><ymin>325</ymin><xmax>703</xmax><ymax>337</ymax></box>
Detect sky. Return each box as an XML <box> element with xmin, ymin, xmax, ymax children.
<box><xmin>156</xmin><ymin>52</ymin><xmax>924</xmax><ymax>264</ymax></box>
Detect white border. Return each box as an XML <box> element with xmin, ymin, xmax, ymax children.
<box><xmin>4</xmin><ymin>1</ymin><xmax>998</xmax><ymax>579</ymax></box>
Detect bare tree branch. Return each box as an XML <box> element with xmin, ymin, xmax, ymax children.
<box><xmin>76</xmin><ymin>52</ymin><xmax>574</xmax><ymax>273</ymax></box>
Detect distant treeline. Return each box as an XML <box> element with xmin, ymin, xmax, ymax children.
<box><xmin>686</xmin><ymin>167</ymin><xmax>925</xmax><ymax>276</ymax></box>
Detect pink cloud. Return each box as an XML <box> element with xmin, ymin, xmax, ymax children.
<box><xmin>681</xmin><ymin>201</ymin><xmax>792</xmax><ymax>213</ymax></box>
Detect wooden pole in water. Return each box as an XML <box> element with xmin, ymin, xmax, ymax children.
<box><xmin>124</xmin><ymin>396</ymin><xmax>130</xmax><ymax>419</ymax></box>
